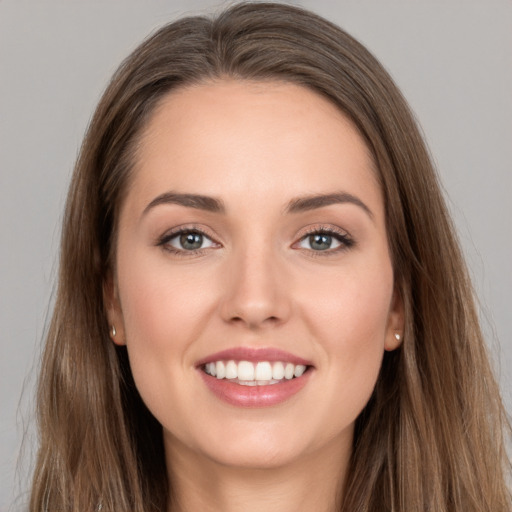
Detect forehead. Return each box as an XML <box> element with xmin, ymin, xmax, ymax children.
<box><xmin>126</xmin><ymin>79</ymin><xmax>382</xmax><ymax>217</ymax></box>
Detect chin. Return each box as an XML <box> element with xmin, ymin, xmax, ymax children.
<box><xmin>179</xmin><ymin>412</ymin><xmax>345</xmax><ymax>471</ymax></box>
<box><xmin>204</xmin><ymin>438</ymin><xmax>305</xmax><ymax>470</ymax></box>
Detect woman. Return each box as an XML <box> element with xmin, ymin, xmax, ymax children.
<box><xmin>29</xmin><ymin>2</ymin><xmax>511</xmax><ymax>511</ymax></box>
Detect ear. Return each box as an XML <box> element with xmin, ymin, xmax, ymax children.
<box><xmin>103</xmin><ymin>271</ymin><xmax>126</xmax><ymax>346</ymax></box>
<box><xmin>384</xmin><ymin>285</ymin><xmax>405</xmax><ymax>351</ymax></box>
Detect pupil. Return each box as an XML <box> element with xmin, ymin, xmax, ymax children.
<box><xmin>180</xmin><ymin>232</ymin><xmax>203</xmax><ymax>250</ymax></box>
<box><xmin>310</xmin><ymin>234</ymin><xmax>331</xmax><ymax>251</ymax></box>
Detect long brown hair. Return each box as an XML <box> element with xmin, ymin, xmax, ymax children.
<box><xmin>30</xmin><ymin>3</ymin><xmax>511</xmax><ymax>511</ymax></box>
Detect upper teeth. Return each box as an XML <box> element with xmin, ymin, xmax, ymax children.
<box><xmin>204</xmin><ymin>360</ymin><xmax>307</xmax><ymax>383</ymax></box>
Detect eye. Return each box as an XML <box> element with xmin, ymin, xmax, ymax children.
<box><xmin>295</xmin><ymin>228</ymin><xmax>354</xmax><ymax>253</ymax></box>
<box><xmin>298</xmin><ymin>233</ymin><xmax>341</xmax><ymax>251</ymax></box>
<box><xmin>159</xmin><ymin>229</ymin><xmax>217</xmax><ymax>253</ymax></box>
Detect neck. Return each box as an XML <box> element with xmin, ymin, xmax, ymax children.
<box><xmin>165</xmin><ymin>435</ymin><xmax>350</xmax><ymax>512</ymax></box>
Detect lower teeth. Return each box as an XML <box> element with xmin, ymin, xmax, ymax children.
<box><xmin>236</xmin><ymin>379</ymin><xmax>281</xmax><ymax>386</ymax></box>
<box><xmin>204</xmin><ymin>372</ymin><xmax>291</xmax><ymax>385</ymax></box>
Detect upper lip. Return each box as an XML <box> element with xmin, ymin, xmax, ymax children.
<box><xmin>195</xmin><ymin>347</ymin><xmax>313</xmax><ymax>368</ymax></box>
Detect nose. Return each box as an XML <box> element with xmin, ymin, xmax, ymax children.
<box><xmin>219</xmin><ymin>245</ymin><xmax>292</xmax><ymax>329</ymax></box>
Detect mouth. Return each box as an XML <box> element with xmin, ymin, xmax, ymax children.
<box><xmin>197</xmin><ymin>348</ymin><xmax>314</xmax><ymax>407</ymax></box>
<box><xmin>202</xmin><ymin>360</ymin><xmax>309</xmax><ymax>386</ymax></box>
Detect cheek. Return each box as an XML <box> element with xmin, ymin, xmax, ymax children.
<box><xmin>303</xmin><ymin>257</ymin><xmax>393</xmax><ymax>341</ymax></box>
<box><xmin>301</xmin><ymin>261</ymin><xmax>393</xmax><ymax>417</ymax></box>
<box><xmin>118</xmin><ymin>249</ymin><xmax>215</xmax><ymax>344</ymax></box>
<box><xmin>115</xmin><ymin>250</ymin><xmax>218</xmax><ymax>401</ymax></box>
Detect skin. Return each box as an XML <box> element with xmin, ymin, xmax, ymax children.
<box><xmin>106</xmin><ymin>80</ymin><xmax>403</xmax><ymax>512</ymax></box>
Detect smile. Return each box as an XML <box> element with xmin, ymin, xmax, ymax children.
<box><xmin>203</xmin><ymin>360</ymin><xmax>307</xmax><ymax>385</ymax></box>
<box><xmin>197</xmin><ymin>348</ymin><xmax>313</xmax><ymax>407</ymax></box>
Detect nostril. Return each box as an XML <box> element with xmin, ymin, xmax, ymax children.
<box><xmin>219</xmin><ymin>275</ymin><xmax>292</xmax><ymax>327</ymax></box>
<box><xmin>230</xmin><ymin>315</ymin><xmax>282</xmax><ymax>329</ymax></box>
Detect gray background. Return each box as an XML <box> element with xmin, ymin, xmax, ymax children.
<box><xmin>1</xmin><ymin>1</ymin><xmax>511</xmax><ymax>509</ymax></box>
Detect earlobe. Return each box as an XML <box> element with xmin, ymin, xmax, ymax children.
<box><xmin>103</xmin><ymin>273</ymin><xmax>126</xmax><ymax>346</ymax></box>
<box><xmin>384</xmin><ymin>286</ymin><xmax>405</xmax><ymax>351</ymax></box>
<box><xmin>385</xmin><ymin>331</ymin><xmax>403</xmax><ymax>351</ymax></box>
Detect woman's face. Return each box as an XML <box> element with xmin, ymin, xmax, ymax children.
<box><xmin>108</xmin><ymin>80</ymin><xmax>402</xmax><ymax>471</ymax></box>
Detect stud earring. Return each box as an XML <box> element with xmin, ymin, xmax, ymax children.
<box><xmin>111</xmin><ymin>325</ymin><xmax>116</xmax><ymax>337</ymax></box>
<box><xmin>394</xmin><ymin>333</ymin><xmax>401</xmax><ymax>341</ymax></box>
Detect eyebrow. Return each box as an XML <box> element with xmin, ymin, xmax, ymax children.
<box><xmin>286</xmin><ymin>192</ymin><xmax>374</xmax><ymax>219</ymax></box>
<box><xmin>142</xmin><ymin>192</ymin><xmax>225</xmax><ymax>216</ymax></box>
<box><xmin>142</xmin><ymin>190</ymin><xmax>373</xmax><ymax>220</ymax></box>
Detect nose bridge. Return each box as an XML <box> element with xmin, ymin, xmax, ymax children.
<box><xmin>220</xmin><ymin>234</ymin><xmax>290</xmax><ymax>328</ymax></box>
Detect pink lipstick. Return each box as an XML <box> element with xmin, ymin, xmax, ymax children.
<box><xmin>196</xmin><ymin>347</ymin><xmax>313</xmax><ymax>407</ymax></box>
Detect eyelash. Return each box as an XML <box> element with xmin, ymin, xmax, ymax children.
<box><xmin>295</xmin><ymin>225</ymin><xmax>354</xmax><ymax>256</ymax></box>
<box><xmin>156</xmin><ymin>225</ymin><xmax>219</xmax><ymax>257</ymax></box>
<box><xmin>156</xmin><ymin>225</ymin><xmax>354</xmax><ymax>257</ymax></box>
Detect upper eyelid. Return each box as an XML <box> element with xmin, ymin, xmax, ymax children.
<box><xmin>296</xmin><ymin>224</ymin><xmax>352</xmax><ymax>239</ymax></box>
<box><xmin>158</xmin><ymin>224</ymin><xmax>219</xmax><ymax>243</ymax></box>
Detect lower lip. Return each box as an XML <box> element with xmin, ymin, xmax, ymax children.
<box><xmin>199</xmin><ymin>370</ymin><xmax>312</xmax><ymax>407</ymax></box>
